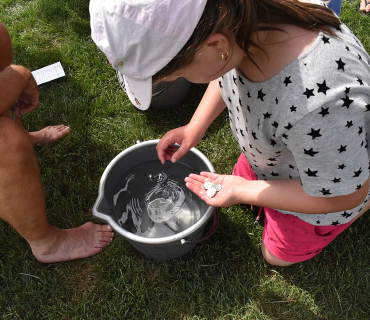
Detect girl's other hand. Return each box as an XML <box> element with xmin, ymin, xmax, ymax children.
<box><xmin>185</xmin><ymin>171</ymin><xmax>247</xmax><ymax>208</ymax></box>
<box><xmin>156</xmin><ymin>124</ymin><xmax>203</xmax><ymax>164</ymax></box>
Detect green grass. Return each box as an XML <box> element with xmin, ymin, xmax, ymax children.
<box><xmin>1</xmin><ymin>0</ymin><xmax>370</xmax><ymax>319</ymax></box>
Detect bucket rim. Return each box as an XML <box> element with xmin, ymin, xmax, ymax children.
<box><xmin>92</xmin><ymin>139</ymin><xmax>216</xmax><ymax>244</ymax></box>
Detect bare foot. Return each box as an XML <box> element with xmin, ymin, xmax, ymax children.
<box><xmin>28</xmin><ymin>124</ymin><xmax>70</xmax><ymax>145</ymax></box>
<box><xmin>360</xmin><ymin>0</ymin><xmax>370</xmax><ymax>13</ymax></box>
<box><xmin>30</xmin><ymin>222</ymin><xmax>114</xmax><ymax>263</ymax></box>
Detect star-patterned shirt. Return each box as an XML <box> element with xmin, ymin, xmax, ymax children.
<box><xmin>219</xmin><ymin>23</ymin><xmax>370</xmax><ymax>226</ymax></box>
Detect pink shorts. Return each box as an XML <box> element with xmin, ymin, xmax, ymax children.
<box><xmin>232</xmin><ymin>153</ymin><xmax>353</xmax><ymax>263</ymax></box>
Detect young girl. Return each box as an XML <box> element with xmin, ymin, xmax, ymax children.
<box><xmin>90</xmin><ymin>0</ymin><xmax>370</xmax><ymax>266</ymax></box>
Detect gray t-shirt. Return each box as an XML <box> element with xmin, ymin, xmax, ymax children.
<box><xmin>220</xmin><ymin>23</ymin><xmax>370</xmax><ymax>226</ymax></box>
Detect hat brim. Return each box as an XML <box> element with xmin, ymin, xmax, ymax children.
<box><xmin>122</xmin><ymin>74</ymin><xmax>152</xmax><ymax>111</ymax></box>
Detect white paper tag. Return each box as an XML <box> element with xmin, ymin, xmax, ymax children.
<box><xmin>31</xmin><ymin>62</ymin><xmax>66</xmax><ymax>85</ymax></box>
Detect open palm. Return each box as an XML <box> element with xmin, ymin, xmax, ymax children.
<box><xmin>185</xmin><ymin>171</ymin><xmax>247</xmax><ymax>208</ymax></box>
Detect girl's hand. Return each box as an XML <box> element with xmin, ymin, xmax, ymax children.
<box><xmin>156</xmin><ymin>124</ymin><xmax>203</xmax><ymax>164</ymax></box>
<box><xmin>12</xmin><ymin>71</ymin><xmax>39</xmax><ymax>116</ymax></box>
<box><xmin>185</xmin><ymin>171</ymin><xmax>247</xmax><ymax>207</ymax></box>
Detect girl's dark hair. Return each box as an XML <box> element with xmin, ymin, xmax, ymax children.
<box><xmin>154</xmin><ymin>0</ymin><xmax>340</xmax><ymax>82</ymax></box>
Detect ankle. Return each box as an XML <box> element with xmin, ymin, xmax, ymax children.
<box><xmin>27</xmin><ymin>226</ymin><xmax>61</xmax><ymax>255</ymax></box>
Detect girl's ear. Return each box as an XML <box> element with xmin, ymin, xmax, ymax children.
<box><xmin>204</xmin><ymin>33</ymin><xmax>230</xmax><ymax>54</ymax></box>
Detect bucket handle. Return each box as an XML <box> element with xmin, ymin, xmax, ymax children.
<box><xmin>180</xmin><ymin>209</ymin><xmax>219</xmax><ymax>245</ymax></box>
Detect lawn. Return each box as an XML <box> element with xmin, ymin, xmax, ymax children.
<box><xmin>0</xmin><ymin>0</ymin><xmax>370</xmax><ymax>319</ymax></box>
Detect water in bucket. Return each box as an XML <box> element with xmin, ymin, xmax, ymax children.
<box><xmin>112</xmin><ymin>160</ymin><xmax>203</xmax><ymax>238</ymax></box>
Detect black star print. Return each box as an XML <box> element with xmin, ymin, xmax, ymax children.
<box><xmin>303</xmin><ymin>88</ymin><xmax>315</xmax><ymax>99</ymax></box>
<box><xmin>247</xmin><ymin>105</ymin><xmax>251</xmax><ymax>113</ymax></box>
<box><xmin>365</xmin><ymin>104</ymin><xmax>370</xmax><ymax>112</ymax></box>
<box><xmin>357</xmin><ymin>77</ymin><xmax>364</xmax><ymax>85</ymax></box>
<box><xmin>247</xmin><ymin>92</ymin><xmax>251</xmax><ymax>98</ymax></box>
<box><xmin>332</xmin><ymin>177</ymin><xmax>341</xmax><ymax>183</ymax></box>
<box><xmin>284</xmin><ymin>123</ymin><xmax>293</xmax><ymax>130</ymax></box>
<box><xmin>336</xmin><ymin>58</ymin><xmax>346</xmax><ymax>71</ymax></box>
<box><xmin>356</xmin><ymin>184</ymin><xmax>362</xmax><ymax>191</ymax></box>
<box><xmin>304</xmin><ymin>148</ymin><xmax>319</xmax><ymax>157</ymax></box>
<box><xmin>258</xmin><ymin>89</ymin><xmax>266</xmax><ymax>101</ymax></box>
<box><xmin>316</xmin><ymin>220</ymin><xmax>321</xmax><ymax>224</ymax></box>
<box><xmin>290</xmin><ymin>105</ymin><xmax>297</xmax><ymax>112</ymax></box>
<box><xmin>270</xmin><ymin>171</ymin><xmax>279</xmax><ymax>177</ymax></box>
<box><xmin>305</xmin><ymin>168</ymin><xmax>318</xmax><ymax>177</ymax></box>
<box><xmin>319</xmin><ymin>107</ymin><xmax>329</xmax><ymax>117</ymax></box>
<box><xmin>345</xmin><ymin>121</ymin><xmax>353</xmax><ymax>128</ymax></box>
<box><xmin>338</xmin><ymin>145</ymin><xmax>347</xmax><ymax>153</ymax></box>
<box><xmin>358</xmin><ymin>54</ymin><xmax>362</xmax><ymax>60</ymax></box>
<box><xmin>345</xmin><ymin>46</ymin><xmax>350</xmax><ymax>51</ymax></box>
<box><xmin>341</xmin><ymin>95</ymin><xmax>354</xmax><ymax>109</ymax></box>
<box><xmin>219</xmin><ymin>81</ymin><xmax>223</xmax><ymax>88</ymax></box>
<box><xmin>272</xmin><ymin>121</ymin><xmax>279</xmax><ymax>128</ymax></box>
<box><xmin>232</xmin><ymin>89</ymin><xmax>235</xmax><ymax>95</ymax></box>
<box><xmin>228</xmin><ymin>97</ymin><xmax>232</xmax><ymax>103</ymax></box>
<box><xmin>331</xmin><ymin>220</ymin><xmax>339</xmax><ymax>225</ymax></box>
<box><xmin>249</xmin><ymin>144</ymin><xmax>253</xmax><ymax>149</ymax></box>
<box><xmin>252</xmin><ymin>131</ymin><xmax>258</xmax><ymax>140</ymax></box>
<box><xmin>256</xmin><ymin>148</ymin><xmax>262</xmax><ymax>154</ymax></box>
<box><xmin>239</xmin><ymin>76</ymin><xmax>245</xmax><ymax>84</ymax></box>
<box><xmin>338</xmin><ymin>164</ymin><xmax>346</xmax><ymax>170</ymax></box>
<box><xmin>353</xmin><ymin>168</ymin><xmax>363</xmax><ymax>177</ymax></box>
<box><xmin>243</xmin><ymin>146</ymin><xmax>246</xmax><ymax>152</ymax></box>
<box><xmin>233</xmin><ymin>75</ymin><xmax>237</xmax><ymax>84</ymax></box>
<box><xmin>321</xmin><ymin>35</ymin><xmax>330</xmax><ymax>44</ymax></box>
<box><xmin>270</xmin><ymin>139</ymin><xmax>276</xmax><ymax>147</ymax></box>
<box><xmin>240</xmin><ymin>129</ymin><xmax>244</xmax><ymax>136</ymax></box>
<box><xmin>359</xmin><ymin>126</ymin><xmax>363</xmax><ymax>135</ymax></box>
<box><xmin>289</xmin><ymin>164</ymin><xmax>295</xmax><ymax>169</ymax></box>
<box><xmin>268</xmin><ymin>158</ymin><xmax>277</xmax><ymax>161</ymax></box>
<box><xmin>263</xmin><ymin>112</ymin><xmax>272</xmax><ymax>119</ymax></box>
<box><xmin>258</xmin><ymin>119</ymin><xmax>260</xmax><ymax>130</ymax></box>
<box><xmin>267</xmin><ymin>163</ymin><xmax>276</xmax><ymax>167</ymax></box>
<box><xmin>317</xmin><ymin>80</ymin><xmax>330</xmax><ymax>95</ymax></box>
<box><xmin>307</xmin><ymin>128</ymin><xmax>322</xmax><ymax>140</ymax></box>
<box><xmin>344</xmin><ymin>87</ymin><xmax>350</xmax><ymax>94</ymax></box>
<box><xmin>320</xmin><ymin>188</ymin><xmax>332</xmax><ymax>195</ymax></box>
<box><xmin>275</xmin><ymin>97</ymin><xmax>279</xmax><ymax>104</ymax></box>
<box><xmin>236</xmin><ymin>106</ymin><xmax>240</xmax><ymax>113</ymax></box>
<box><xmin>284</xmin><ymin>76</ymin><xmax>292</xmax><ymax>86</ymax></box>
<box><xmin>341</xmin><ymin>211</ymin><xmax>353</xmax><ymax>218</ymax></box>
<box><xmin>239</xmin><ymin>98</ymin><xmax>242</xmax><ymax>106</ymax></box>
<box><xmin>282</xmin><ymin>133</ymin><xmax>289</xmax><ymax>139</ymax></box>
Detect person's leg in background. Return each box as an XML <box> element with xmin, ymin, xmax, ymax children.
<box><xmin>327</xmin><ymin>0</ymin><xmax>342</xmax><ymax>16</ymax></box>
<box><xmin>0</xmin><ymin>22</ymin><xmax>114</xmax><ymax>263</ymax></box>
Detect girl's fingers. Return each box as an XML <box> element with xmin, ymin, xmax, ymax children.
<box><xmin>187</xmin><ymin>173</ymin><xmax>206</xmax><ymax>183</ymax></box>
<box><xmin>185</xmin><ymin>176</ymin><xmax>205</xmax><ymax>190</ymax></box>
<box><xmin>200</xmin><ymin>171</ymin><xmax>220</xmax><ymax>180</ymax></box>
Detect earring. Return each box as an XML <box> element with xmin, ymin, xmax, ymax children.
<box><xmin>221</xmin><ymin>51</ymin><xmax>229</xmax><ymax>61</ymax></box>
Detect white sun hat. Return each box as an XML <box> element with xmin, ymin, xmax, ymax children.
<box><xmin>90</xmin><ymin>0</ymin><xmax>208</xmax><ymax>110</ymax></box>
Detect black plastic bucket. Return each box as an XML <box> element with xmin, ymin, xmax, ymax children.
<box><xmin>92</xmin><ymin>140</ymin><xmax>218</xmax><ymax>260</ymax></box>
